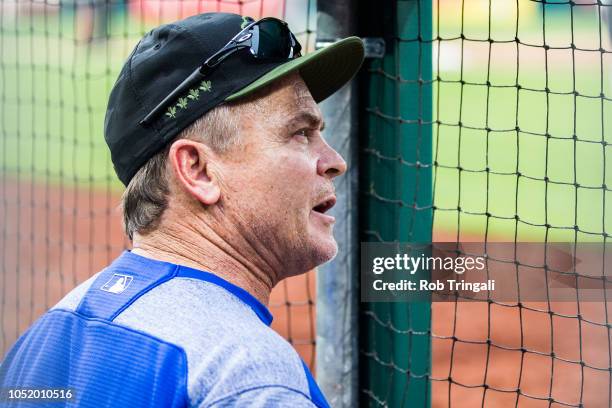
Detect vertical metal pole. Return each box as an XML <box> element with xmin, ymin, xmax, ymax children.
<box><xmin>315</xmin><ymin>1</ymin><xmax>359</xmax><ymax>407</ymax></box>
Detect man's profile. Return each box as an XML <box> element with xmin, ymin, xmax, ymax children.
<box><xmin>0</xmin><ymin>12</ymin><xmax>363</xmax><ymax>407</ymax></box>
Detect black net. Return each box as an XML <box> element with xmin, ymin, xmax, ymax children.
<box><xmin>361</xmin><ymin>0</ymin><xmax>612</xmax><ymax>406</ymax></box>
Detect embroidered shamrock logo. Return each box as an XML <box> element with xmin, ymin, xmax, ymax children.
<box><xmin>177</xmin><ymin>97</ymin><xmax>188</xmax><ymax>109</ymax></box>
<box><xmin>199</xmin><ymin>80</ymin><xmax>212</xmax><ymax>92</ymax></box>
<box><xmin>188</xmin><ymin>89</ymin><xmax>200</xmax><ymax>100</ymax></box>
<box><xmin>163</xmin><ymin>80</ymin><xmax>213</xmax><ymax>121</ymax></box>
<box><xmin>166</xmin><ymin>106</ymin><xmax>177</xmax><ymax>118</ymax></box>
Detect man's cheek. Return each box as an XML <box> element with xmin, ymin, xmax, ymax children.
<box><xmin>273</xmin><ymin>150</ymin><xmax>315</xmax><ymax>173</ymax></box>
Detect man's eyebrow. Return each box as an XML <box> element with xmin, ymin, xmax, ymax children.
<box><xmin>285</xmin><ymin>112</ymin><xmax>326</xmax><ymax>131</ymax></box>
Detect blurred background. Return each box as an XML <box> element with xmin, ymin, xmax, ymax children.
<box><xmin>1</xmin><ymin>0</ymin><xmax>611</xmax><ymax>407</ymax></box>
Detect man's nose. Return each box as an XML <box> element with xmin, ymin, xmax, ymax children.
<box><xmin>317</xmin><ymin>139</ymin><xmax>347</xmax><ymax>179</ymax></box>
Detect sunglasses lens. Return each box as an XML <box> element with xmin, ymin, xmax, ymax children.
<box><xmin>252</xmin><ymin>19</ymin><xmax>293</xmax><ymax>59</ymax></box>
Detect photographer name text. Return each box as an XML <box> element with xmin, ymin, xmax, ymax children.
<box><xmin>373</xmin><ymin>279</ymin><xmax>495</xmax><ymax>293</ymax></box>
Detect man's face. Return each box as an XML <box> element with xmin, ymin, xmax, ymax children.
<box><xmin>214</xmin><ymin>73</ymin><xmax>346</xmax><ymax>277</ymax></box>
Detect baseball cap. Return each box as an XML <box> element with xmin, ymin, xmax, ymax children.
<box><xmin>104</xmin><ymin>12</ymin><xmax>364</xmax><ymax>186</ymax></box>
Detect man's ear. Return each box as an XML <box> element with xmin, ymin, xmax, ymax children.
<box><xmin>168</xmin><ymin>139</ymin><xmax>221</xmax><ymax>205</ymax></box>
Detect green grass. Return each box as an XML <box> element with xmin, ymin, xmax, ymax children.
<box><xmin>432</xmin><ymin>75</ymin><xmax>610</xmax><ymax>241</ymax></box>
<box><xmin>0</xmin><ymin>5</ymin><xmax>148</xmax><ymax>191</ymax></box>
<box><xmin>431</xmin><ymin>1</ymin><xmax>612</xmax><ymax>241</ymax></box>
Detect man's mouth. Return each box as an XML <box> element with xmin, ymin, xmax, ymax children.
<box><xmin>312</xmin><ymin>196</ymin><xmax>336</xmax><ymax>214</ymax></box>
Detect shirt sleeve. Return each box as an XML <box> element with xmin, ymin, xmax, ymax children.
<box><xmin>205</xmin><ymin>386</ymin><xmax>318</xmax><ymax>408</ymax></box>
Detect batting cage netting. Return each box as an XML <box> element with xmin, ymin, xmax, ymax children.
<box><xmin>0</xmin><ymin>0</ymin><xmax>317</xmax><ymax>368</ymax></box>
<box><xmin>2</xmin><ymin>0</ymin><xmax>612</xmax><ymax>407</ymax></box>
<box><xmin>361</xmin><ymin>0</ymin><xmax>611</xmax><ymax>407</ymax></box>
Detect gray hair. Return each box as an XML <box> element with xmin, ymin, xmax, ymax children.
<box><xmin>121</xmin><ymin>104</ymin><xmax>241</xmax><ymax>240</ymax></box>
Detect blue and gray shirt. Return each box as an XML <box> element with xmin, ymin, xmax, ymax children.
<box><xmin>0</xmin><ymin>251</ymin><xmax>329</xmax><ymax>407</ymax></box>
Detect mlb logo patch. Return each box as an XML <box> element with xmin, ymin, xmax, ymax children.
<box><xmin>100</xmin><ymin>274</ymin><xmax>134</xmax><ymax>294</ymax></box>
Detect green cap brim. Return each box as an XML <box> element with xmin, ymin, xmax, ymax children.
<box><xmin>225</xmin><ymin>36</ymin><xmax>365</xmax><ymax>103</ymax></box>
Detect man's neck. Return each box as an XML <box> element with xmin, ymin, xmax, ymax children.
<box><xmin>130</xmin><ymin>224</ymin><xmax>275</xmax><ymax>306</ymax></box>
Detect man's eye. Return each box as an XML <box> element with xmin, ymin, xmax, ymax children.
<box><xmin>294</xmin><ymin>129</ymin><xmax>309</xmax><ymax>143</ymax></box>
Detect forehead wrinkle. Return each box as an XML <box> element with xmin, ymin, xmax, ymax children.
<box><xmin>237</xmin><ymin>72</ymin><xmax>323</xmax><ymax>136</ymax></box>
<box><xmin>292</xmin><ymin>79</ymin><xmax>311</xmax><ymax>103</ymax></box>
<box><xmin>287</xmin><ymin>80</ymin><xmax>323</xmax><ymax>128</ymax></box>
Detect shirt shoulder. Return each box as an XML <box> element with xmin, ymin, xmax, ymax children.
<box><xmin>51</xmin><ymin>270</ymin><xmax>103</xmax><ymax>311</ymax></box>
<box><xmin>112</xmin><ymin>277</ymin><xmax>312</xmax><ymax>407</ymax></box>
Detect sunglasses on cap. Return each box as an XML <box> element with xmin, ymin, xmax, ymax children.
<box><xmin>139</xmin><ymin>17</ymin><xmax>302</xmax><ymax>127</ymax></box>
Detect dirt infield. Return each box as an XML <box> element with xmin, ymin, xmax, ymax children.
<box><xmin>429</xmin><ymin>237</ymin><xmax>611</xmax><ymax>407</ymax></box>
<box><xmin>1</xmin><ymin>178</ymin><xmax>610</xmax><ymax>406</ymax></box>
<box><xmin>431</xmin><ymin>301</ymin><xmax>610</xmax><ymax>407</ymax></box>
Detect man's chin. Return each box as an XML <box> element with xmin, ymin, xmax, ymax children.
<box><xmin>281</xmin><ymin>226</ymin><xmax>339</xmax><ymax>276</ymax></box>
<box><xmin>307</xmin><ymin>235</ymin><xmax>338</xmax><ymax>267</ymax></box>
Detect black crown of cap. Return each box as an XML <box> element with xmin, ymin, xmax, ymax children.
<box><xmin>104</xmin><ymin>12</ymin><xmax>282</xmax><ymax>186</ymax></box>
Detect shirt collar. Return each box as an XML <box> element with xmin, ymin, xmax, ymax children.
<box><xmin>123</xmin><ymin>250</ymin><xmax>273</xmax><ymax>326</ymax></box>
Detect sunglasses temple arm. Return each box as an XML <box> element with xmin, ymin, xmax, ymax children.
<box><xmin>139</xmin><ymin>67</ymin><xmax>207</xmax><ymax>126</ymax></box>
